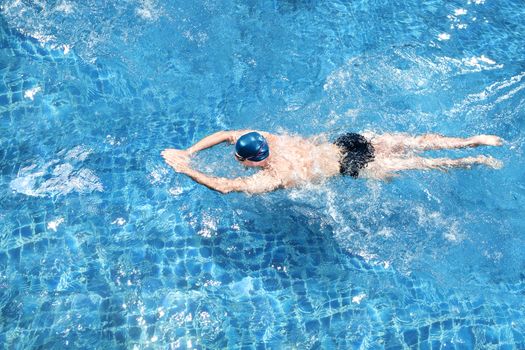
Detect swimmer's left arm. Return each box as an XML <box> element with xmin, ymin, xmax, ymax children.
<box><xmin>177</xmin><ymin>167</ymin><xmax>282</xmax><ymax>194</ymax></box>
<box><xmin>178</xmin><ymin>168</ymin><xmax>244</xmax><ymax>193</ymax></box>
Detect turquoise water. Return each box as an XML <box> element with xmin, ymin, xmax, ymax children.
<box><xmin>1</xmin><ymin>0</ymin><xmax>524</xmax><ymax>348</ymax></box>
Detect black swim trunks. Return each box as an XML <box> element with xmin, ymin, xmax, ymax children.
<box><xmin>334</xmin><ymin>133</ymin><xmax>375</xmax><ymax>178</ymax></box>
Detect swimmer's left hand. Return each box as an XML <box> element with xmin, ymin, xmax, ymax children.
<box><xmin>162</xmin><ymin>148</ymin><xmax>191</xmax><ymax>173</ymax></box>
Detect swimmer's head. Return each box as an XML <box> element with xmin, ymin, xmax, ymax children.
<box><xmin>235</xmin><ymin>132</ymin><xmax>270</xmax><ymax>165</ymax></box>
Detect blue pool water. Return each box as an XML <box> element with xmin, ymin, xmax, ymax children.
<box><xmin>1</xmin><ymin>0</ymin><xmax>525</xmax><ymax>348</ymax></box>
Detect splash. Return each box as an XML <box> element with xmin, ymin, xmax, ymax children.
<box><xmin>148</xmin><ymin>165</ymin><xmax>169</xmax><ymax>184</ymax></box>
<box><xmin>55</xmin><ymin>1</ymin><xmax>74</xmax><ymax>14</ymax></box>
<box><xmin>136</xmin><ymin>0</ymin><xmax>161</xmax><ymax>20</ymax></box>
<box><xmin>450</xmin><ymin>71</ymin><xmax>524</xmax><ymax>114</ymax></box>
<box><xmin>10</xmin><ymin>146</ymin><xmax>103</xmax><ymax>197</ymax></box>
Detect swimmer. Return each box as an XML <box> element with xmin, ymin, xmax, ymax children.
<box><xmin>161</xmin><ymin>130</ymin><xmax>503</xmax><ymax>194</ymax></box>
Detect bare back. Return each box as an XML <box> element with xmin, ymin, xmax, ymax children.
<box><xmin>260</xmin><ymin>133</ymin><xmax>341</xmax><ymax>187</ymax></box>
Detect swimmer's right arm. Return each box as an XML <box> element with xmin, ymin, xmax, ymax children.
<box><xmin>186</xmin><ymin>130</ymin><xmax>254</xmax><ymax>154</ymax></box>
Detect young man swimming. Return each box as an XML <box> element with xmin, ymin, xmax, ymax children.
<box><xmin>161</xmin><ymin>130</ymin><xmax>503</xmax><ymax>194</ymax></box>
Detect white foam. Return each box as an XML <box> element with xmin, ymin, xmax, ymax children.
<box><xmin>377</xmin><ymin>227</ymin><xmax>393</xmax><ymax>237</ymax></box>
<box><xmin>104</xmin><ymin>135</ymin><xmax>122</xmax><ymax>146</ymax></box>
<box><xmin>203</xmin><ymin>280</ymin><xmax>222</xmax><ymax>287</ymax></box>
<box><xmin>323</xmin><ymin>57</ymin><xmax>356</xmax><ymax>91</ymax></box>
<box><xmin>438</xmin><ymin>54</ymin><xmax>502</xmax><ymax>74</ymax></box>
<box><xmin>495</xmin><ymin>82</ymin><xmax>525</xmax><ymax>103</ymax></box>
<box><xmin>47</xmin><ymin>217</ymin><xmax>64</xmax><ymax>232</ymax></box>
<box><xmin>449</xmin><ymin>71</ymin><xmax>522</xmax><ymax>115</ymax></box>
<box><xmin>136</xmin><ymin>0</ymin><xmax>160</xmax><ymax>20</ymax></box>
<box><xmin>357</xmin><ymin>250</ymin><xmax>378</xmax><ymax>263</ymax></box>
<box><xmin>112</xmin><ymin>218</ymin><xmax>126</xmax><ymax>226</ymax></box>
<box><xmin>10</xmin><ymin>168</ymin><xmax>43</xmax><ymax>197</ymax></box>
<box><xmin>464</xmin><ymin>55</ymin><xmax>496</xmax><ymax>67</ymax></box>
<box><xmin>437</xmin><ymin>33</ymin><xmax>451</xmax><ymax>41</ymax></box>
<box><xmin>454</xmin><ymin>8</ymin><xmax>467</xmax><ymax>16</ymax></box>
<box><xmin>64</xmin><ymin>145</ymin><xmax>92</xmax><ymax>161</ymax></box>
<box><xmin>182</xmin><ymin>30</ymin><xmax>209</xmax><ymax>45</ymax></box>
<box><xmin>27</xmin><ymin>31</ymin><xmax>55</xmax><ymax>44</ymax></box>
<box><xmin>148</xmin><ymin>166</ymin><xmax>169</xmax><ymax>184</ymax></box>
<box><xmin>55</xmin><ymin>1</ymin><xmax>74</xmax><ymax>14</ymax></box>
<box><xmin>483</xmin><ymin>250</ymin><xmax>503</xmax><ymax>261</ymax></box>
<box><xmin>197</xmin><ymin>213</ymin><xmax>217</xmax><ymax>238</ymax></box>
<box><xmin>168</xmin><ymin>187</ymin><xmax>183</xmax><ymax>196</ymax></box>
<box><xmin>443</xmin><ymin>222</ymin><xmax>463</xmax><ymax>242</ymax></box>
<box><xmin>478</xmin><ymin>55</ymin><xmax>496</xmax><ymax>65</ymax></box>
<box><xmin>49</xmin><ymin>167</ymin><xmax>102</xmax><ymax>195</ymax></box>
<box><xmin>24</xmin><ymin>86</ymin><xmax>41</xmax><ymax>100</ymax></box>
<box><xmin>352</xmin><ymin>293</ymin><xmax>366</xmax><ymax>304</ymax></box>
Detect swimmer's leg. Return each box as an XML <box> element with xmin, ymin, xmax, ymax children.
<box><xmin>407</xmin><ymin>134</ymin><xmax>503</xmax><ymax>150</ymax></box>
<box><xmin>399</xmin><ymin>156</ymin><xmax>503</xmax><ymax>171</ymax></box>
<box><xmin>372</xmin><ymin>133</ymin><xmax>503</xmax><ymax>155</ymax></box>
<box><xmin>381</xmin><ymin>155</ymin><xmax>503</xmax><ymax>173</ymax></box>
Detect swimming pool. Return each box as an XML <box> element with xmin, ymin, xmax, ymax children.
<box><xmin>1</xmin><ymin>0</ymin><xmax>524</xmax><ymax>348</ymax></box>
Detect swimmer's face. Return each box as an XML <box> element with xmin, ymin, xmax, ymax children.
<box><xmin>234</xmin><ymin>154</ymin><xmax>269</xmax><ymax>167</ymax></box>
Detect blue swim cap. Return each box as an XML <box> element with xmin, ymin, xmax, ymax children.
<box><xmin>235</xmin><ymin>132</ymin><xmax>269</xmax><ymax>162</ymax></box>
